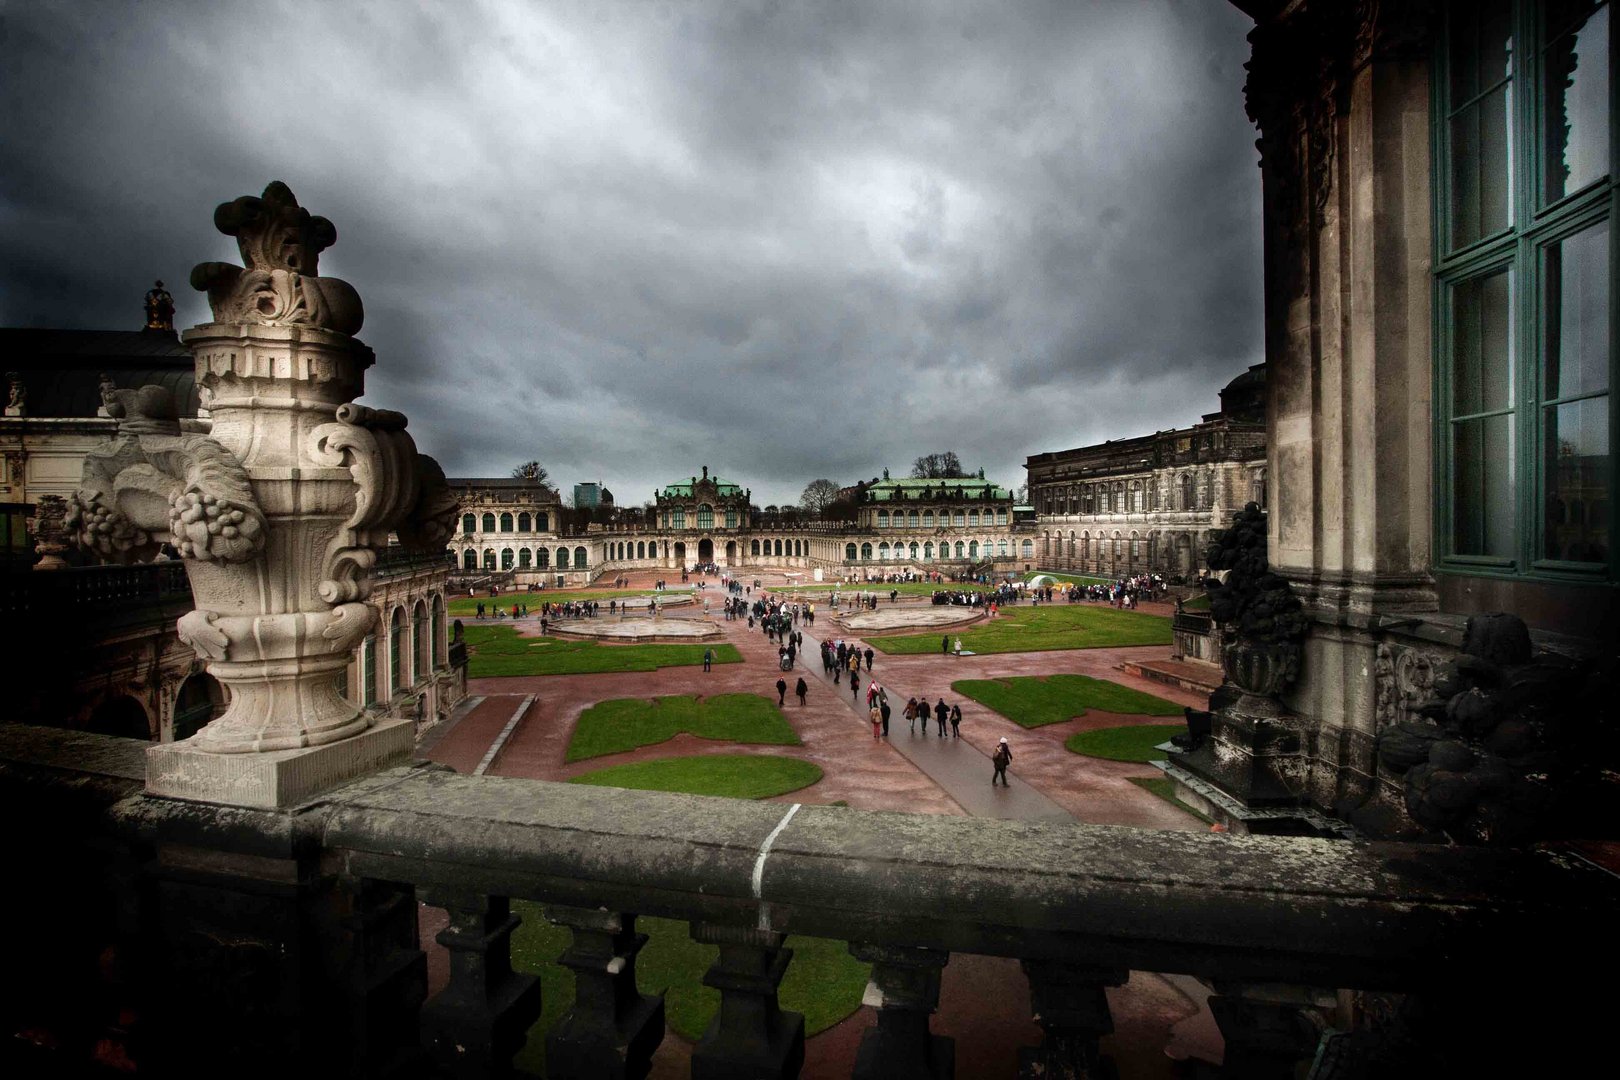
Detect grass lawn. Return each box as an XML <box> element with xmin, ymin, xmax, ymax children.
<box><xmin>567</xmin><ymin>694</ymin><xmax>800</xmax><ymax>762</ymax></box>
<box><xmin>1128</xmin><ymin>776</ymin><xmax>1215</xmax><ymax>824</ymax></box>
<box><xmin>1064</xmin><ymin>724</ymin><xmax>1185</xmax><ymax>762</ymax></box>
<box><xmin>508</xmin><ymin>751</ymin><xmax>861</xmax><ymax>1074</ymax></box>
<box><xmin>569</xmin><ymin>754</ymin><xmax>823</xmax><ymax>799</ymax></box>
<box><xmin>449</xmin><ymin>589</ymin><xmax>673</xmax><ymax>616</ymax></box>
<box><xmin>463</xmin><ymin>625</ymin><xmax>739</xmax><ymax>677</ymax></box>
<box><xmin>868</xmin><ymin>604</ymin><xmax>1172</xmax><ymax>655</ymax></box>
<box><xmin>1180</xmin><ymin>593</ymin><xmax>1212</xmax><ymax>611</ymax></box>
<box><xmin>952</xmin><ymin>675</ymin><xmax>1182</xmax><ymax>728</ymax></box>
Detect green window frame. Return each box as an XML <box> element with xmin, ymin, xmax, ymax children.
<box><xmin>1434</xmin><ymin>0</ymin><xmax>1615</xmax><ymax>582</ymax></box>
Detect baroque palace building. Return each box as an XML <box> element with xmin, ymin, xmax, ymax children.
<box><xmin>447</xmin><ymin>464</ymin><xmax>1032</xmax><ymax>582</ymax></box>
<box><xmin>1025</xmin><ymin>365</ymin><xmax>1267</xmax><ymax>578</ymax></box>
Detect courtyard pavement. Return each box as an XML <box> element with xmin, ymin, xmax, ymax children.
<box><xmin>420</xmin><ymin>569</ymin><xmax>1223</xmax><ymax>1076</ymax></box>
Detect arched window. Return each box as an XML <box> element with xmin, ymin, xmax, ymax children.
<box><xmin>968</xmin><ymin>540</ymin><xmax>979</xmax><ymax>559</ymax></box>
<box><xmin>1021</xmin><ymin>539</ymin><xmax>1033</xmax><ymax>558</ymax></box>
<box><xmin>535</xmin><ymin>513</ymin><xmax>549</xmax><ymax>532</ymax></box>
<box><xmin>954</xmin><ymin>541</ymin><xmax>965</xmax><ymax>559</ymax></box>
<box><xmin>499</xmin><ymin>512</ymin><xmax>514</xmax><ymax>533</ymax></box>
<box><xmin>861</xmin><ymin>543</ymin><xmax>873</xmax><ymax>561</ymax></box>
<box><xmin>967</xmin><ymin>509</ymin><xmax>979</xmax><ymax>527</ymax></box>
<box><xmin>518</xmin><ymin>512</ymin><xmax>531</xmax><ymax>532</ymax></box>
<box><xmin>953</xmin><ymin>510</ymin><xmax>966</xmax><ymax>527</ymax></box>
<box><xmin>574</xmin><ymin>546</ymin><xmax>587</xmax><ymax>567</ymax></box>
<box><xmin>923</xmin><ymin>542</ymin><xmax>934</xmax><ymax>560</ymax></box>
<box><xmin>1180</xmin><ymin>473</ymin><xmax>1195</xmax><ymax>511</ymax></box>
<box><xmin>750</xmin><ymin>540</ymin><xmax>760</xmax><ymax>556</ymax></box>
<box><xmin>501</xmin><ymin>548</ymin><xmax>514</xmax><ymax>570</ymax></box>
<box><xmin>537</xmin><ymin>547</ymin><xmax>550</xmax><ymax>568</ymax></box>
<box><xmin>390</xmin><ymin>607</ymin><xmax>407</xmax><ymax>692</ymax></box>
<box><xmin>879</xmin><ymin>542</ymin><xmax>891</xmax><ymax>560</ymax></box>
<box><xmin>519</xmin><ymin>548</ymin><xmax>532</xmax><ymax>568</ymax></box>
<box><xmin>637</xmin><ymin>541</ymin><xmax>646</xmax><ymax>559</ymax></box>
<box><xmin>697</xmin><ymin>504</ymin><xmax>714</xmax><ymax>529</ymax></box>
<box><xmin>909</xmin><ymin>541</ymin><xmax>919</xmax><ymax>559</ymax></box>
<box><xmin>908</xmin><ymin>510</ymin><xmax>920</xmax><ymax>527</ymax></box>
<box><xmin>672</xmin><ymin>507</ymin><xmax>686</xmax><ymax>529</ymax></box>
<box><xmin>923</xmin><ymin>510</ymin><xmax>936</xmax><ymax>528</ymax></box>
<box><xmin>432</xmin><ymin>594</ymin><xmax>446</xmax><ymax>667</ymax></box>
<box><xmin>413</xmin><ymin>600</ymin><xmax>429</xmax><ymax>681</ymax></box>
<box><xmin>461</xmin><ymin>513</ymin><xmax>476</xmax><ymax>534</ymax></box>
<box><xmin>556</xmin><ymin>547</ymin><xmax>570</xmax><ymax>569</ymax></box>
<box><xmin>462</xmin><ymin>549</ymin><xmax>477</xmax><ymax>570</ymax></box>
<box><xmin>361</xmin><ymin>637</ymin><xmax>378</xmax><ymax>706</ymax></box>
<box><xmin>482</xmin><ymin>549</ymin><xmax>496</xmax><ymax>570</ymax></box>
<box><xmin>845</xmin><ymin>543</ymin><xmax>858</xmax><ymax>561</ymax></box>
<box><xmin>1131</xmin><ymin>482</ymin><xmax>1144</xmax><ymax>513</ymax></box>
<box><xmin>482</xmin><ymin>513</ymin><xmax>496</xmax><ymax>533</ymax></box>
<box><xmin>725</xmin><ymin>508</ymin><xmax>737</xmax><ymax>528</ymax></box>
<box><xmin>998</xmin><ymin>540</ymin><xmax>1008</xmax><ymax>556</ymax></box>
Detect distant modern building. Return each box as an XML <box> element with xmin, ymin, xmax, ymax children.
<box><xmin>1025</xmin><ymin>365</ymin><xmax>1266</xmax><ymax>578</ymax></box>
<box><xmin>573</xmin><ymin>481</ymin><xmax>613</xmax><ymax>509</ymax></box>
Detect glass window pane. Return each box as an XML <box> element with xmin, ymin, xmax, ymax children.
<box><xmin>1543</xmin><ymin>396</ymin><xmax>1611</xmax><ymax>561</ymax></box>
<box><xmin>1450</xmin><ymin>82</ymin><xmax>1515</xmax><ymax>247</ymax></box>
<box><xmin>1543</xmin><ymin>3</ymin><xmax>1611</xmax><ymax>203</ymax></box>
<box><xmin>1546</xmin><ymin>219</ymin><xmax>1612</xmax><ymax>399</ymax></box>
<box><xmin>1450</xmin><ymin>0</ymin><xmax>1514</xmax><ymax>102</ymax></box>
<box><xmin>1453</xmin><ymin>413</ymin><xmax>1518</xmax><ymax>558</ymax></box>
<box><xmin>1453</xmin><ymin>269</ymin><xmax>1516</xmax><ymax>415</ymax></box>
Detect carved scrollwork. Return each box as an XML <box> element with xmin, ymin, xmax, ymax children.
<box><xmin>178</xmin><ymin>610</ymin><xmax>230</xmax><ymax>661</ymax></box>
<box><xmin>309</xmin><ymin>403</ymin><xmax>421</xmax><ymax>603</ymax></box>
<box><xmin>322</xmin><ymin>602</ymin><xmax>376</xmax><ymax>655</ymax></box>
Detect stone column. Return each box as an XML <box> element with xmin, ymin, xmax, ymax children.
<box><xmin>1017</xmin><ymin>960</ymin><xmax>1127</xmax><ymax>1079</ymax></box>
<box><xmin>690</xmin><ymin>923</ymin><xmax>805</xmax><ymax>1080</ymax></box>
<box><xmin>418</xmin><ymin>890</ymin><xmax>543</xmax><ymax>1079</ymax></box>
<box><xmin>544</xmin><ymin>905</ymin><xmax>664</xmax><ymax>1079</ymax></box>
<box><xmin>849</xmin><ymin>943</ymin><xmax>953</xmax><ymax>1080</ymax></box>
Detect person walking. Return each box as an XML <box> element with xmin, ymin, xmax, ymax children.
<box><xmin>949</xmin><ymin>704</ymin><xmax>962</xmax><ymax>737</ymax></box>
<box><xmin>869</xmin><ymin>704</ymin><xmax>882</xmax><ymax>740</ymax></box>
<box><xmin>795</xmin><ymin>677</ymin><xmax>808</xmax><ymax>706</ymax></box>
<box><xmin>941</xmin><ymin>635</ymin><xmax>949</xmax><ymax>655</ymax></box>
<box><xmin>864</xmin><ymin>647</ymin><xmax>874</xmax><ymax>672</ymax></box>
<box><xmin>934</xmin><ymin>698</ymin><xmax>949</xmax><ymax>737</ymax></box>
<box><xmin>904</xmin><ymin>697</ymin><xmax>918</xmax><ymax>733</ymax></box>
<box><xmin>702</xmin><ymin>648</ymin><xmax>713</xmax><ymax>673</ymax></box>
<box><xmin>776</xmin><ymin>678</ymin><xmax>788</xmax><ymax>707</ymax></box>
<box><xmin>850</xmin><ymin>671</ymin><xmax>860</xmax><ymax>700</ymax></box>
<box><xmin>880</xmin><ymin>697</ymin><xmax>892</xmax><ymax>736</ymax></box>
<box><xmin>992</xmin><ymin>737</ymin><xmax>1012</xmax><ymax>785</ymax></box>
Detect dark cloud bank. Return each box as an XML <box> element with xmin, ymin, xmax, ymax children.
<box><xmin>1</xmin><ymin>0</ymin><xmax>1261</xmax><ymax>507</ymax></box>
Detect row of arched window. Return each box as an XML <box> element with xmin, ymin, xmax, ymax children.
<box><xmin>751</xmin><ymin>538</ymin><xmax>806</xmax><ymax>558</ymax></box>
<box><xmin>842</xmin><ymin>539</ymin><xmax>1031</xmax><ymax>562</ymax></box>
<box><xmin>462</xmin><ymin>511</ymin><xmax>552</xmax><ymax>535</ymax></box>
<box><xmin>1036</xmin><ymin>469</ymin><xmax>1265</xmax><ymax>516</ymax></box>
<box><xmin>874</xmin><ymin>508</ymin><xmax>1008</xmax><ymax>528</ymax></box>
<box><xmin>1039</xmin><ymin>529</ymin><xmax>1218</xmax><ymax>573</ymax></box>
<box><xmin>660</xmin><ymin>504</ymin><xmax>739</xmax><ymax>530</ymax></box>
<box><xmin>459</xmin><ymin>546</ymin><xmax>590</xmax><ymax>571</ymax></box>
<box><xmin>357</xmin><ymin>594</ymin><xmax>446</xmax><ymax>705</ymax></box>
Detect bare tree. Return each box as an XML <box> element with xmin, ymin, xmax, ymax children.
<box><xmin>798</xmin><ymin>478</ymin><xmax>842</xmax><ymax>516</ymax></box>
<box><xmin>511</xmin><ymin>460</ymin><xmax>550</xmax><ymax>485</ymax></box>
<box><xmin>910</xmin><ymin>451</ymin><xmax>968</xmax><ymax>479</ymax></box>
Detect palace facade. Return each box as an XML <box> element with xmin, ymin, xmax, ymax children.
<box><xmin>1025</xmin><ymin>365</ymin><xmax>1266</xmax><ymax>578</ymax></box>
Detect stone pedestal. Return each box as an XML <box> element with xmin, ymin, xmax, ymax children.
<box><xmin>146</xmin><ymin>717</ymin><xmax>413</xmax><ymax>809</ymax></box>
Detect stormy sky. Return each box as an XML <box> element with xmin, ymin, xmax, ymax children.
<box><xmin>1</xmin><ymin>0</ymin><xmax>1261</xmax><ymax>508</ymax></box>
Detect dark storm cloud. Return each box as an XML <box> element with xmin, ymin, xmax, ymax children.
<box><xmin>0</xmin><ymin>0</ymin><xmax>1260</xmax><ymax>506</ymax></box>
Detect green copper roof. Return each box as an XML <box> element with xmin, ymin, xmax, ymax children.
<box><xmin>661</xmin><ymin>475</ymin><xmax>743</xmax><ymax>498</ymax></box>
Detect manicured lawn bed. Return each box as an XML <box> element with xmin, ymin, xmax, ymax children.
<box><xmin>952</xmin><ymin>675</ymin><xmax>1182</xmax><ymax>728</ymax></box>
<box><xmin>507</xmin><ymin>752</ymin><xmax>860</xmax><ymax>1073</ymax></box>
<box><xmin>449</xmin><ymin>589</ymin><xmax>671</xmax><ymax>616</ymax></box>
<box><xmin>1179</xmin><ymin>592</ymin><xmax>1211</xmax><ymax>611</ymax></box>
<box><xmin>568</xmin><ymin>754</ymin><xmax>823</xmax><ymax>799</ymax></box>
<box><xmin>463</xmin><ymin>625</ymin><xmax>739</xmax><ymax>677</ymax></box>
<box><xmin>1064</xmin><ymin>724</ymin><xmax>1184</xmax><ymax>762</ymax></box>
<box><xmin>567</xmin><ymin>694</ymin><xmax>800</xmax><ymax>762</ymax></box>
<box><xmin>868</xmin><ymin>604</ymin><xmax>1172</xmax><ymax>655</ymax></box>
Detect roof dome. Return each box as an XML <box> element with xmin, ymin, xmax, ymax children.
<box><xmin>1218</xmin><ymin>363</ymin><xmax>1266</xmax><ymax>422</ymax></box>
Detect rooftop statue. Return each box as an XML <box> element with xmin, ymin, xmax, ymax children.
<box><xmin>143</xmin><ymin>279</ymin><xmax>175</xmax><ymax>331</ymax></box>
<box><xmin>190</xmin><ymin>181</ymin><xmax>364</xmax><ymax>335</ymax></box>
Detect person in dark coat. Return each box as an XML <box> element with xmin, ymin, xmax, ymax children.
<box><xmin>776</xmin><ymin>678</ymin><xmax>787</xmax><ymax>706</ymax></box>
<box><xmin>949</xmin><ymin>704</ymin><xmax>962</xmax><ymax>737</ymax></box>
<box><xmin>934</xmin><ymin>698</ymin><xmax>949</xmax><ymax>736</ymax></box>
<box><xmin>880</xmin><ymin>697</ymin><xmax>891</xmax><ymax>736</ymax></box>
<box><xmin>795</xmin><ymin>677</ymin><xmax>808</xmax><ymax>706</ymax></box>
<box><xmin>941</xmin><ymin>635</ymin><xmax>949</xmax><ymax>655</ymax></box>
<box><xmin>992</xmin><ymin>737</ymin><xmax>1012</xmax><ymax>785</ymax></box>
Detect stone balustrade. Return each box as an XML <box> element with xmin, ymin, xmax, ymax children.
<box><xmin>3</xmin><ymin>723</ymin><xmax>1612</xmax><ymax>1077</ymax></box>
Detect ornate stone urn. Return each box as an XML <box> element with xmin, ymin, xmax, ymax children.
<box><xmin>70</xmin><ymin>182</ymin><xmax>456</xmax><ymax>806</ymax></box>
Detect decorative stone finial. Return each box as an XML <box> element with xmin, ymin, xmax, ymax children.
<box><xmin>144</xmin><ymin>279</ymin><xmax>175</xmax><ymax>331</ymax></box>
<box><xmin>190</xmin><ymin>181</ymin><xmax>364</xmax><ymax>335</ymax></box>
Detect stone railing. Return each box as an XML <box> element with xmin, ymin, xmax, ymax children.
<box><xmin>4</xmin><ymin>723</ymin><xmax>1612</xmax><ymax>1078</ymax></box>
<box><xmin>0</xmin><ymin>560</ymin><xmax>192</xmax><ymax>619</ymax></box>
<box><xmin>1174</xmin><ymin>610</ymin><xmax>1215</xmax><ymax>635</ymax></box>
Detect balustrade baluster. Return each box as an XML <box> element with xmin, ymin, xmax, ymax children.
<box><xmin>338</xmin><ymin>877</ymin><xmax>427</xmax><ymax>1074</ymax></box>
<box><xmin>849</xmin><ymin>943</ymin><xmax>952</xmax><ymax>1080</ymax></box>
<box><xmin>1017</xmin><ymin>960</ymin><xmax>1127</xmax><ymax>1079</ymax></box>
<box><xmin>1207</xmin><ymin>981</ymin><xmax>1333</xmax><ymax>1079</ymax></box>
<box><xmin>543</xmin><ymin>905</ymin><xmax>664</xmax><ymax>1080</ymax></box>
<box><xmin>416</xmin><ymin>889</ymin><xmax>542</xmax><ymax>1079</ymax></box>
<box><xmin>689</xmin><ymin>923</ymin><xmax>804</xmax><ymax>1080</ymax></box>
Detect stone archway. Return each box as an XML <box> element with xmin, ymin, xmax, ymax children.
<box><xmin>698</xmin><ymin>538</ymin><xmax>714</xmax><ymax>564</ymax></box>
<box><xmin>172</xmin><ymin>673</ymin><xmax>225</xmax><ymax>741</ymax></box>
<box><xmin>674</xmin><ymin>541</ymin><xmax>687</xmax><ymax>567</ymax></box>
<box><xmin>725</xmin><ymin>540</ymin><xmax>736</xmax><ymax>564</ymax></box>
<box><xmin>86</xmin><ymin>694</ymin><xmax>151</xmax><ymax>740</ymax></box>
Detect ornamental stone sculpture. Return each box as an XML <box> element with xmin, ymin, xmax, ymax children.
<box><xmin>73</xmin><ymin>181</ymin><xmax>455</xmax><ymax>808</ymax></box>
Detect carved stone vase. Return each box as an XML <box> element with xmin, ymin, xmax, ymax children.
<box><xmin>1222</xmin><ymin>639</ymin><xmax>1300</xmax><ymax>699</ymax></box>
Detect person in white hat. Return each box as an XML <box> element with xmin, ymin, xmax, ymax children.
<box><xmin>992</xmin><ymin>737</ymin><xmax>1012</xmax><ymax>786</ymax></box>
